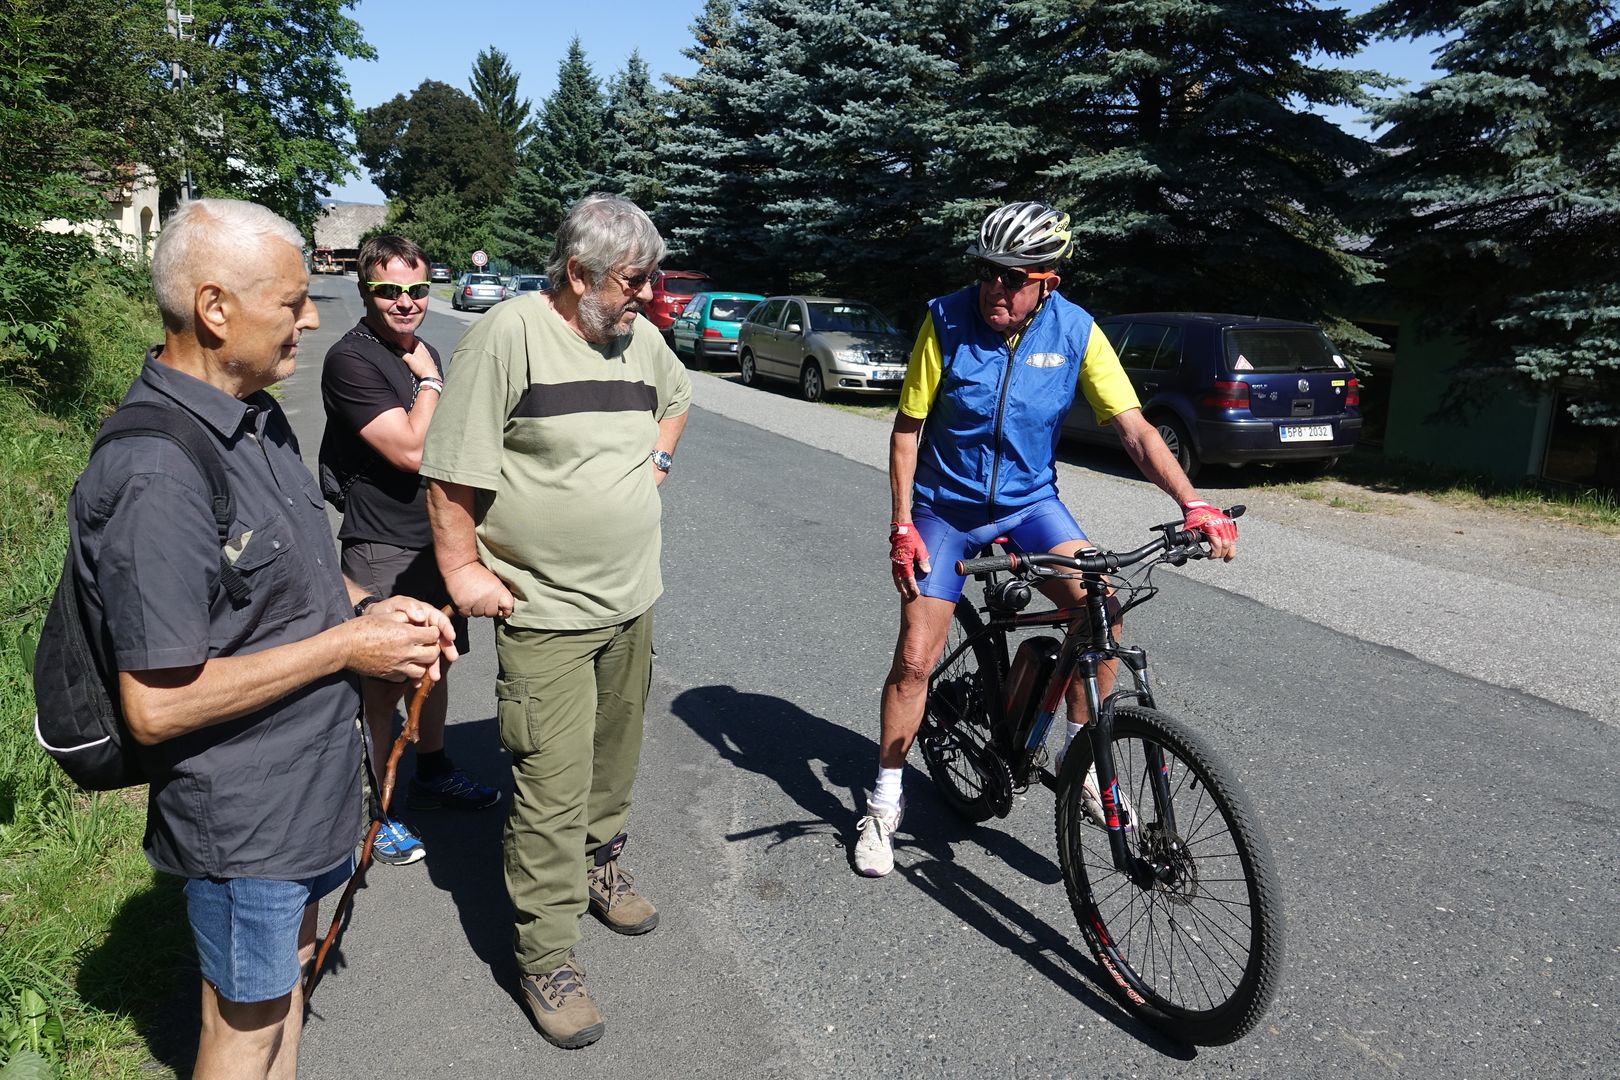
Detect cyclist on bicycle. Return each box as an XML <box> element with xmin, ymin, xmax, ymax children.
<box><xmin>853</xmin><ymin>200</ymin><xmax>1238</xmax><ymax>877</ymax></box>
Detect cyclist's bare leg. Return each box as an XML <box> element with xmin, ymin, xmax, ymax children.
<box><xmin>877</xmin><ymin>595</ymin><xmax>958</xmax><ymax>770</ymax></box>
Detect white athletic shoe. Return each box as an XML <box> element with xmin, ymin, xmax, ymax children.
<box><xmin>853</xmin><ymin>798</ymin><xmax>904</xmax><ymax>878</ymax></box>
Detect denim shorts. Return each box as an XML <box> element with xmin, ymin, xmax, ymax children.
<box><xmin>911</xmin><ymin>497</ymin><xmax>1087</xmax><ymax>603</ymax></box>
<box><xmin>184</xmin><ymin>854</ymin><xmax>355</xmax><ymax>1003</ymax></box>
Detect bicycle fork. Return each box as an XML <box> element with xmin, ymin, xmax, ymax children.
<box><xmin>1074</xmin><ymin>647</ymin><xmax>1184</xmax><ymax>890</ymax></box>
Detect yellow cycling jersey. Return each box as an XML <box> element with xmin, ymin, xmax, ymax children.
<box><xmin>898</xmin><ymin>314</ymin><xmax>1140</xmax><ymax>426</ymax></box>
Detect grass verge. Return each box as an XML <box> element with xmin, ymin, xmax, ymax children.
<box><xmin>0</xmin><ymin>265</ymin><xmax>193</xmax><ymax>1078</ymax></box>
<box><xmin>1258</xmin><ymin>450</ymin><xmax>1620</xmax><ymax>534</ymax></box>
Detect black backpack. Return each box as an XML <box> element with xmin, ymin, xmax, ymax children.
<box><xmin>32</xmin><ymin>401</ymin><xmax>249</xmax><ymax>791</ymax></box>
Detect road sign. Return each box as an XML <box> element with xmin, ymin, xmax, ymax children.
<box><xmin>471</xmin><ymin>249</ymin><xmax>488</xmax><ymax>268</ymax></box>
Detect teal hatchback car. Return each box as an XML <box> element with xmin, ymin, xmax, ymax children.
<box><xmin>670</xmin><ymin>291</ymin><xmax>766</xmax><ymax>367</ymax></box>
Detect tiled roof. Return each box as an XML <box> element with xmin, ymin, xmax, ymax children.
<box><xmin>313</xmin><ymin>202</ymin><xmax>388</xmax><ymax>248</ymax></box>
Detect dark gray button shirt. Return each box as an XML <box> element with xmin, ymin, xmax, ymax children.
<box><xmin>71</xmin><ymin>351</ymin><xmax>363</xmax><ymax>880</ymax></box>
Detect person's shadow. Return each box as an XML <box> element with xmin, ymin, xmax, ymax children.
<box><xmin>670</xmin><ymin>684</ymin><xmax>1193</xmax><ymax>1056</ymax></box>
<box><xmin>75</xmin><ymin>868</ymin><xmax>198</xmax><ymax>1075</ymax></box>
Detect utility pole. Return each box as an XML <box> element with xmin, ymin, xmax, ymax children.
<box><xmin>166</xmin><ymin>0</ymin><xmax>195</xmax><ymax>201</ymax></box>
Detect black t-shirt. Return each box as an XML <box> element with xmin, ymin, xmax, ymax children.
<box><xmin>319</xmin><ymin>320</ymin><xmax>442</xmax><ymax>548</ymax></box>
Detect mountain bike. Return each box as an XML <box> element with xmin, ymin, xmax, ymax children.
<box><xmin>915</xmin><ymin>506</ymin><xmax>1282</xmax><ymax>1045</ymax></box>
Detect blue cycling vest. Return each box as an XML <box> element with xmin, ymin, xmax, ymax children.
<box><xmin>913</xmin><ymin>286</ymin><xmax>1096</xmax><ymax>519</ymax></box>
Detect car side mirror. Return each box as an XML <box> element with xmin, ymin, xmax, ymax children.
<box><xmin>785</xmin><ymin>322</ymin><xmax>802</xmax><ymax>335</ymax></box>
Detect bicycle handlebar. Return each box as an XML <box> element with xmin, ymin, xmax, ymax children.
<box><xmin>954</xmin><ymin>505</ymin><xmax>1246</xmax><ymax>579</ymax></box>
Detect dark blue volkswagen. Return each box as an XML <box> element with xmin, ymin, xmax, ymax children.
<box><xmin>1062</xmin><ymin>312</ymin><xmax>1362</xmax><ymax>480</ymax></box>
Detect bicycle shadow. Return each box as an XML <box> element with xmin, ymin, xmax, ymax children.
<box><xmin>670</xmin><ymin>684</ymin><xmax>1194</xmax><ymax>1057</ymax></box>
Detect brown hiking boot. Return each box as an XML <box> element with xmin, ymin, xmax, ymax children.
<box><xmin>586</xmin><ymin>859</ymin><xmax>659</xmax><ymax>935</ymax></box>
<box><xmin>519</xmin><ymin>956</ymin><xmax>605</xmax><ymax>1049</ymax></box>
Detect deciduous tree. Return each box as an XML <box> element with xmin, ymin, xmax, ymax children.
<box><xmin>357</xmin><ymin>79</ymin><xmax>515</xmax><ymax>205</ymax></box>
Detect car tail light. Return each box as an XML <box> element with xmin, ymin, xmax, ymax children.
<box><xmin>703</xmin><ymin>328</ymin><xmax>723</xmax><ymax>339</ymax></box>
<box><xmin>1345</xmin><ymin>377</ymin><xmax>1360</xmax><ymax>408</ymax></box>
<box><xmin>1201</xmin><ymin>380</ymin><xmax>1250</xmax><ymax>409</ymax></box>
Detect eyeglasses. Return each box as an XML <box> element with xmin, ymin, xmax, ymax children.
<box><xmin>366</xmin><ymin>281</ymin><xmax>432</xmax><ymax>301</ymax></box>
<box><xmin>974</xmin><ymin>261</ymin><xmax>1057</xmax><ymax>291</ymax></box>
<box><xmin>604</xmin><ymin>267</ymin><xmax>659</xmax><ymax>292</ymax></box>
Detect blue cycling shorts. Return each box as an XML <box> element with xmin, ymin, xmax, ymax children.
<box><xmin>911</xmin><ymin>497</ymin><xmax>1087</xmax><ymax>603</ymax></box>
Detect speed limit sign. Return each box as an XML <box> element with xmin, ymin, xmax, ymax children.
<box><xmin>471</xmin><ymin>249</ymin><xmax>488</xmax><ymax>268</ymax></box>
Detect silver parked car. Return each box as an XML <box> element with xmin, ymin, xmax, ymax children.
<box><xmin>737</xmin><ymin>296</ymin><xmax>908</xmax><ymax>402</ymax></box>
<box><xmin>452</xmin><ymin>273</ymin><xmax>506</xmax><ymax>312</ymax></box>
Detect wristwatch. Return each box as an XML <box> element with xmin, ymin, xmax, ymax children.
<box><xmin>353</xmin><ymin>594</ymin><xmax>383</xmax><ymax>618</ymax></box>
<box><xmin>649</xmin><ymin>450</ymin><xmax>673</xmax><ymax>473</ymax></box>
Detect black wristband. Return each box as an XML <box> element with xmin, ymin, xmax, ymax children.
<box><xmin>353</xmin><ymin>594</ymin><xmax>383</xmax><ymax>618</ymax></box>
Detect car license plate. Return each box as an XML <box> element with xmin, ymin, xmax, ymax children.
<box><xmin>1279</xmin><ymin>423</ymin><xmax>1332</xmax><ymax>443</ymax></box>
<box><xmin>872</xmin><ymin>368</ymin><xmax>904</xmax><ymax>382</ymax></box>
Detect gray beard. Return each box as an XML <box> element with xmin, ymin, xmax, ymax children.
<box><xmin>579</xmin><ymin>290</ymin><xmax>633</xmax><ymax>343</ymax></box>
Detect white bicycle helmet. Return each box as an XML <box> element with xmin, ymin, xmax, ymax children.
<box><xmin>966</xmin><ymin>201</ymin><xmax>1074</xmax><ymax>268</ymax></box>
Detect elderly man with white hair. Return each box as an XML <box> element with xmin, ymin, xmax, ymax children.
<box><xmin>422</xmin><ymin>193</ymin><xmax>692</xmax><ymax>1049</ymax></box>
<box><xmin>65</xmin><ymin>197</ymin><xmax>458</xmax><ymax>1079</ymax></box>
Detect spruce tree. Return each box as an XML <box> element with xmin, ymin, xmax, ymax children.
<box><xmin>469</xmin><ymin>46</ymin><xmax>537</xmax><ymax>159</ymax></box>
<box><xmin>998</xmin><ymin>1</ymin><xmax>1384</xmax><ymax>346</ymax></box>
<box><xmin>1360</xmin><ymin>1</ymin><xmax>1620</xmax><ymax>484</ymax></box>
<box><xmin>523</xmin><ymin>38</ymin><xmax>607</xmax><ymax>240</ymax></box>
<box><xmin>661</xmin><ymin>0</ymin><xmax>774</xmax><ymax>278</ymax></box>
<box><xmin>662</xmin><ymin>0</ymin><xmax>1011</xmax><ymax>307</ymax></box>
<box><xmin>596</xmin><ymin>51</ymin><xmax>668</xmax><ymax>213</ymax></box>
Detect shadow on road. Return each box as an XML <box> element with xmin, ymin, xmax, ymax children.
<box><xmin>669</xmin><ymin>684</ymin><xmax>1194</xmax><ymax>1058</ymax></box>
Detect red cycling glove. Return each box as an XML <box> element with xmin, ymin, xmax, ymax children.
<box><xmin>1181</xmin><ymin>500</ymin><xmax>1237</xmax><ymax>546</ymax></box>
<box><xmin>889</xmin><ymin>521</ymin><xmax>932</xmax><ymax>592</ymax></box>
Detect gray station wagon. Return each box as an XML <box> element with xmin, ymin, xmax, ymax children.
<box><xmin>737</xmin><ymin>296</ymin><xmax>909</xmax><ymax>401</ymax></box>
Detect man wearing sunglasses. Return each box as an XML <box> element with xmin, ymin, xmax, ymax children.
<box><xmin>319</xmin><ymin>235</ymin><xmax>500</xmax><ymax>871</ymax></box>
<box><xmin>852</xmin><ymin>200</ymin><xmax>1239</xmax><ymax>878</ymax></box>
<box><xmin>421</xmin><ymin>194</ymin><xmax>691</xmax><ymax>1049</ymax></box>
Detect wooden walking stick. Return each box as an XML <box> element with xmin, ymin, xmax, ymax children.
<box><xmin>305</xmin><ymin>604</ymin><xmax>456</xmax><ymax>1001</ymax></box>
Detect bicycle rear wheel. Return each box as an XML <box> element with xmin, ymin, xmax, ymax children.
<box><xmin>918</xmin><ymin>599</ymin><xmax>1005</xmax><ymax>822</ymax></box>
<box><xmin>1055</xmin><ymin>705</ymin><xmax>1283</xmax><ymax>1045</ymax></box>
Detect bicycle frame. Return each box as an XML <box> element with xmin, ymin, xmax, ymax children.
<box><xmin>938</xmin><ymin>567</ymin><xmax>1186</xmax><ymax>889</ymax></box>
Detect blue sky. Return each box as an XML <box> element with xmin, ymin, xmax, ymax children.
<box><xmin>327</xmin><ymin>0</ymin><xmax>1446</xmax><ymax>204</ymax></box>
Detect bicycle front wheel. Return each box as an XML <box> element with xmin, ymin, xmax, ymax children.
<box><xmin>918</xmin><ymin>598</ymin><xmax>1005</xmax><ymax>822</ymax></box>
<box><xmin>1055</xmin><ymin>705</ymin><xmax>1283</xmax><ymax>1045</ymax></box>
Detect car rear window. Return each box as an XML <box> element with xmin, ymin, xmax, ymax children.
<box><xmin>708</xmin><ymin>297</ymin><xmax>756</xmax><ymax>322</ymax></box>
<box><xmin>661</xmin><ymin>276</ymin><xmax>708</xmax><ymax>296</ymax></box>
<box><xmin>806</xmin><ymin>302</ymin><xmax>896</xmax><ymax>334</ymax></box>
<box><xmin>466</xmin><ymin>274</ymin><xmax>501</xmax><ymax>285</ymax></box>
<box><xmin>515</xmin><ymin>277</ymin><xmax>546</xmax><ymax>291</ymax></box>
<box><xmin>1224</xmin><ymin>328</ymin><xmax>1344</xmax><ymax>373</ymax></box>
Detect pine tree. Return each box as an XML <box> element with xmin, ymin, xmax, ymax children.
<box><xmin>1360</xmin><ymin>1</ymin><xmax>1620</xmax><ymax>484</ymax></box>
<box><xmin>522</xmin><ymin>38</ymin><xmax>607</xmax><ymax>241</ymax></box>
<box><xmin>595</xmin><ymin>51</ymin><xmax>668</xmax><ymax>213</ymax></box>
<box><xmin>997</xmin><ymin>1</ymin><xmax>1384</xmax><ymax>346</ymax></box>
<box><xmin>469</xmin><ymin>46</ymin><xmax>537</xmax><ymax>159</ymax></box>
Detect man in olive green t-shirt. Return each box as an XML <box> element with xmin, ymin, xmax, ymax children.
<box><xmin>421</xmin><ymin>195</ymin><xmax>690</xmax><ymax>1050</ymax></box>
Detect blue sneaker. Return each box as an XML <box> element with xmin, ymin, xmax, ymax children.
<box><xmin>371</xmin><ymin>818</ymin><xmax>425</xmax><ymax>865</ymax></box>
<box><xmin>408</xmin><ymin>768</ymin><xmax>501</xmax><ymax>811</ymax></box>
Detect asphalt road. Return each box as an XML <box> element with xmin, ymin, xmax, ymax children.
<box><xmin>269</xmin><ymin>276</ymin><xmax>1616</xmax><ymax>1080</ymax></box>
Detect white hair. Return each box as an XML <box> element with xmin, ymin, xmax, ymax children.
<box><xmin>151</xmin><ymin>199</ymin><xmax>305</xmax><ymax>330</ymax></box>
<box><xmin>545</xmin><ymin>193</ymin><xmax>667</xmax><ymax>283</ymax></box>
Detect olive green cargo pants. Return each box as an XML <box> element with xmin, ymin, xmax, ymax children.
<box><xmin>495</xmin><ymin>609</ymin><xmax>652</xmax><ymax>974</ymax></box>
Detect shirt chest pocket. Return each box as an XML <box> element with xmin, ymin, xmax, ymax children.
<box><xmin>220</xmin><ymin>514</ymin><xmax>305</xmax><ymax>631</ymax></box>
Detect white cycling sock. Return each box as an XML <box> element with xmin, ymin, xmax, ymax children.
<box><xmin>1055</xmin><ymin>721</ymin><xmax>1086</xmax><ymax>770</ymax></box>
<box><xmin>870</xmin><ymin>767</ymin><xmax>904</xmax><ymax>814</ymax></box>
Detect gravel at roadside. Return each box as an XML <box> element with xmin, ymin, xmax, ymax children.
<box><xmin>688</xmin><ymin>373</ymin><xmax>1620</xmax><ymax>726</ymax></box>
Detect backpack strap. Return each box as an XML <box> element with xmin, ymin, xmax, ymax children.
<box><xmin>93</xmin><ymin>401</ymin><xmax>251</xmax><ymax>605</ymax></box>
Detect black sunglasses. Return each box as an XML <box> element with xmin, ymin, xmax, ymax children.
<box><xmin>366</xmin><ymin>281</ymin><xmax>432</xmax><ymax>301</ymax></box>
<box><xmin>973</xmin><ymin>261</ymin><xmax>1057</xmax><ymax>291</ymax></box>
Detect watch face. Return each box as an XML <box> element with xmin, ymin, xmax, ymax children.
<box><xmin>651</xmin><ymin>450</ymin><xmax>673</xmax><ymax>471</ymax></box>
